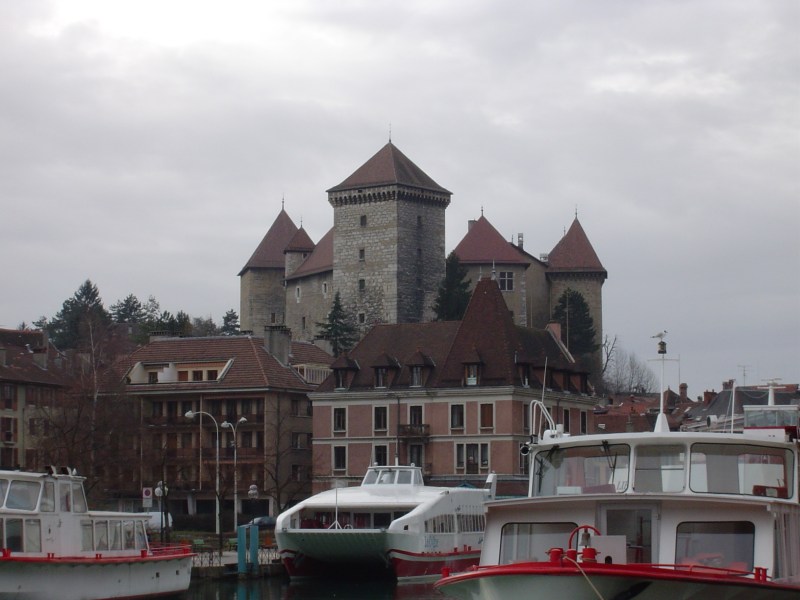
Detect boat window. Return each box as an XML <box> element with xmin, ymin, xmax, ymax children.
<box><xmin>123</xmin><ymin>521</ymin><xmax>136</xmax><ymax>549</ymax></box>
<box><xmin>396</xmin><ymin>470</ymin><xmax>412</xmax><ymax>484</ymax></box>
<box><xmin>689</xmin><ymin>443</ymin><xmax>793</xmax><ymax>497</ymax></box>
<box><xmin>634</xmin><ymin>445</ymin><xmax>685</xmax><ymax>492</ymax></box>
<box><xmin>40</xmin><ymin>482</ymin><xmax>55</xmax><ymax>512</ymax></box>
<box><xmin>25</xmin><ymin>519</ymin><xmax>41</xmax><ymax>552</ymax></box>
<box><xmin>378</xmin><ymin>470</ymin><xmax>395</xmax><ymax>484</ymax></box>
<box><xmin>109</xmin><ymin>521</ymin><xmax>122</xmax><ymax>550</ymax></box>
<box><xmin>95</xmin><ymin>521</ymin><xmax>109</xmax><ymax>550</ymax></box>
<box><xmin>72</xmin><ymin>482</ymin><xmax>88</xmax><ymax>512</ymax></box>
<box><xmin>0</xmin><ymin>479</ymin><xmax>8</xmax><ymax>505</ymax></box>
<box><xmin>5</xmin><ymin>518</ymin><xmax>22</xmax><ymax>552</ymax></box>
<box><xmin>363</xmin><ymin>470</ymin><xmax>379</xmax><ymax>485</ymax></box>
<box><xmin>374</xmin><ymin>513</ymin><xmax>392</xmax><ymax>528</ymax></box>
<box><xmin>499</xmin><ymin>522</ymin><xmax>576</xmax><ymax>565</ymax></box>
<box><xmin>5</xmin><ymin>481</ymin><xmax>40</xmax><ymax>510</ymax></box>
<box><xmin>675</xmin><ymin>521</ymin><xmax>754</xmax><ymax>571</ymax></box>
<box><xmin>532</xmin><ymin>443</ymin><xmax>630</xmax><ymax>497</ymax></box>
<box><xmin>424</xmin><ymin>514</ymin><xmax>455</xmax><ymax>533</ymax></box>
<box><xmin>136</xmin><ymin>521</ymin><xmax>147</xmax><ymax>549</ymax></box>
<box><xmin>457</xmin><ymin>512</ymin><xmax>486</xmax><ymax>533</ymax></box>
<box><xmin>81</xmin><ymin>520</ymin><xmax>94</xmax><ymax>551</ymax></box>
<box><xmin>59</xmin><ymin>482</ymin><xmax>71</xmax><ymax>511</ymax></box>
<box><xmin>353</xmin><ymin>513</ymin><xmax>371</xmax><ymax>528</ymax></box>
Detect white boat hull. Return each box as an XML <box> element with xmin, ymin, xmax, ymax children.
<box><xmin>436</xmin><ymin>563</ymin><xmax>800</xmax><ymax>600</ymax></box>
<box><xmin>0</xmin><ymin>553</ymin><xmax>193</xmax><ymax>600</ymax></box>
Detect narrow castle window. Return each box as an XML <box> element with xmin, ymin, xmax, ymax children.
<box><xmin>360</xmin><ymin>215</ymin><xmax>367</xmax><ymax>227</ymax></box>
<box><xmin>359</xmin><ymin>248</ymin><xmax>365</xmax><ymax>261</ymax></box>
<box><xmin>358</xmin><ymin>313</ymin><xmax>366</xmax><ymax>324</ymax></box>
<box><xmin>359</xmin><ymin>279</ymin><xmax>366</xmax><ymax>291</ymax></box>
<box><xmin>499</xmin><ymin>271</ymin><xmax>514</xmax><ymax>291</ymax></box>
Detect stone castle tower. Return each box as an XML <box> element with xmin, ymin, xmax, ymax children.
<box><xmin>327</xmin><ymin>142</ymin><xmax>450</xmax><ymax>326</ymax></box>
<box><xmin>239</xmin><ymin>142</ymin><xmax>450</xmax><ymax>338</ymax></box>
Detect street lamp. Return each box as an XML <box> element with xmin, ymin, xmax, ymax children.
<box><xmin>154</xmin><ymin>480</ymin><xmax>168</xmax><ymax>544</ymax></box>
<box><xmin>222</xmin><ymin>417</ymin><xmax>247</xmax><ymax>532</ymax></box>
<box><xmin>185</xmin><ymin>410</ymin><xmax>221</xmax><ymax>536</ymax></box>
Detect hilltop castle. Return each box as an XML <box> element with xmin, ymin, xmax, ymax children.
<box><xmin>239</xmin><ymin>142</ymin><xmax>606</xmax><ymax>357</ymax></box>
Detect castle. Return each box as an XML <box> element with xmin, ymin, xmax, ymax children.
<box><xmin>239</xmin><ymin>141</ymin><xmax>606</xmax><ymax>359</ymax></box>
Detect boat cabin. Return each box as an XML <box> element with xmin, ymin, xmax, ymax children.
<box><xmin>0</xmin><ymin>469</ymin><xmax>150</xmax><ymax>556</ymax></box>
<box><xmin>361</xmin><ymin>466</ymin><xmax>424</xmax><ymax>486</ymax></box>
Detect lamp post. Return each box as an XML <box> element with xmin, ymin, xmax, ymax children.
<box><xmin>221</xmin><ymin>417</ymin><xmax>247</xmax><ymax>533</ymax></box>
<box><xmin>154</xmin><ymin>480</ymin><xmax>168</xmax><ymax>544</ymax></box>
<box><xmin>185</xmin><ymin>410</ymin><xmax>220</xmax><ymax>536</ymax></box>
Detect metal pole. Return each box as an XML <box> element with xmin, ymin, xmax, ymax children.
<box><xmin>186</xmin><ymin>410</ymin><xmax>221</xmax><ymax>535</ymax></box>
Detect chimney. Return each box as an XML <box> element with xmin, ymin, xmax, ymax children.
<box><xmin>517</xmin><ymin>233</ymin><xmax>524</xmax><ymax>250</ymax></box>
<box><xmin>679</xmin><ymin>383</ymin><xmax>687</xmax><ymax>402</ymax></box>
<box><xmin>265</xmin><ymin>325</ymin><xmax>291</xmax><ymax>365</ymax></box>
<box><xmin>546</xmin><ymin>321</ymin><xmax>562</xmax><ymax>342</ymax></box>
<box><xmin>468</xmin><ymin>219</ymin><xmax>477</xmax><ymax>231</ymax></box>
<box><xmin>703</xmin><ymin>390</ymin><xmax>716</xmax><ymax>406</ymax></box>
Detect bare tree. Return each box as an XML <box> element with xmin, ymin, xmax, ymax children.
<box><xmin>603</xmin><ymin>346</ymin><xmax>657</xmax><ymax>395</ymax></box>
<box><xmin>263</xmin><ymin>394</ymin><xmax>312</xmax><ymax>514</ymax></box>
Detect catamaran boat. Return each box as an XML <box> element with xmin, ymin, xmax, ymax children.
<box><xmin>0</xmin><ymin>467</ymin><xmax>193</xmax><ymax>600</ymax></box>
<box><xmin>275</xmin><ymin>464</ymin><xmax>496</xmax><ymax>580</ymax></box>
<box><xmin>436</xmin><ymin>401</ymin><xmax>800</xmax><ymax>599</ymax></box>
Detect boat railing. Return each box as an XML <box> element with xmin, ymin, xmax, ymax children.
<box><xmin>148</xmin><ymin>542</ymin><xmax>194</xmax><ymax>557</ymax></box>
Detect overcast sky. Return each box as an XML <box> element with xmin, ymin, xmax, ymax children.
<box><xmin>1</xmin><ymin>0</ymin><xmax>798</xmax><ymax>397</ymax></box>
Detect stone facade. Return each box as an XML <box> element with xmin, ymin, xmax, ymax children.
<box><xmin>240</xmin><ymin>268</ymin><xmax>286</xmax><ymax>333</ymax></box>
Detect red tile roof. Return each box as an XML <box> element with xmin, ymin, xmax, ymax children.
<box><xmin>239</xmin><ymin>209</ymin><xmax>298</xmax><ymax>274</ymax></box>
<box><xmin>124</xmin><ymin>336</ymin><xmax>315</xmax><ymax>392</ymax></box>
<box><xmin>286</xmin><ymin>228</ymin><xmax>333</xmax><ymax>280</ymax></box>
<box><xmin>327</xmin><ymin>142</ymin><xmax>450</xmax><ymax>194</ymax></box>
<box><xmin>453</xmin><ymin>215</ymin><xmax>529</xmax><ymax>265</ymax></box>
<box><xmin>547</xmin><ymin>218</ymin><xmax>606</xmax><ymax>274</ymax></box>
<box><xmin>317</xmin><ymin>278</ymin><xmax>585</xmax><ymax>393</ymax></box>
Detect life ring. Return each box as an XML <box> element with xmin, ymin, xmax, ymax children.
<box><xmin>568</xmin><ymin>525</ymin><xmax>601</xmax><ymax>550</ymax></box>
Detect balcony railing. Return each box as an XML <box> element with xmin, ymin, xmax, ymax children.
<box><xmin>397</xmin><ymin>424</ymin><xmax>430</xmax><ymax>441</ymax></box>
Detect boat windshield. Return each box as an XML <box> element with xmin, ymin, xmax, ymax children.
<box><xmin>689</xmin><ymin>442</ymin><xmax>794</xmax><ymax>498</ymax></box>
<box><xmin>532</xmin><ymin>443</ymin><xmax>630</xmax><ymax>497</ymax></box>
<box><xmin>362</xmin><ymin>468</ymin><xmax>421</xmax><ymax>486</ymax></box>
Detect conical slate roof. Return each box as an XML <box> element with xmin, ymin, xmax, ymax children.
<box><xmin>285</xmin><ymin>227</ymin><xmax>315</xmax><ymax>253</ymax></box>
<box><xmin>548</xmin><ymin>218</ymin><xmax>606</xmax><ymax>275</ymax></box>
<box><xmin>239</xmin><ymin>209</ymin><xmax>298</xmax><ymax>275</ymax></box>
<box><xmin>453</xmin><ymin>215</ymin><xmax>528</xmax><ymax>265</ymax></box>
<box><xmin>327</xmin><ymin>142</ymin><xmax>450</xmax><ymax>194</ymax></box>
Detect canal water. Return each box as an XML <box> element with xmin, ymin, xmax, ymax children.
<box><xmin>186</xmin><ymin>578</ymin><xmax>450</xmax><ymax>600</ymax></box>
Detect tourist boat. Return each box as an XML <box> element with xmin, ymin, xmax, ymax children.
<box><xmin>275</xmin><ymin>464</ymin><xmax>496</xmax><ymax>580</ymax></box>
<box><xmin>435</xmin><ymin>400</ymin><xmax>800</xmax><ymax>599</ymax></box>
<box><xmin>0</xmin><ymin>466</ymin><xmax>193</xmax><ymax>600</ymax></box>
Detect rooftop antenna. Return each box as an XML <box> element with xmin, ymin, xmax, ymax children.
<box><xmin>575</xmin><ymin>205</ymin><xmax>578</xmax><ymax>219</ymax></box>
<box><xmin>389</xmin><ymin>122</ymin><xmax>392</xmax><ymax>143</ymax></box>
<box><xmin>737</xmin><ymin>364</ymin><xmax>751</xmax><ymax>387</ymax></box>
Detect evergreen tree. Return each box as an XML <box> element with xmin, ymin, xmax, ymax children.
<box><xmin>433</xmin><ymin>251</ymin><xmax>472</xmax><ymax>321</ymax></box>
<box><xmin>109</xmin><ymin>294</ymin><xmax>146</xmax><ymax>323</ymax></box>
<box><xmin>221</xmin><ymin>309</ymin><xmax>240</xmax><ymax>335</ymax></box>
<box><xmin>552</xmin><ymin>288</ymin><xmax>599</xmax><ymax>355</ymax></box>
<box><xmin>46</xmin><ymin>280</ymin><xmax>111</xmax><ymax>349</ymax></box>
<box><xmin>316</xmin><ymin>292</ymin><xmax>358</xmax><ymax>356</ymax></box>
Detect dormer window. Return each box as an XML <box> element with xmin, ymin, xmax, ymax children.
<box><xmin>466</xmin><ymin>364</ymin><xmax>479</xmax><ymax>386</ymax></box>
<box><xmin>410</xmin><ymin>366</ymin><xmax>422</xmax><ymax>387</ymax></box>
<box><xmin>148</xmin><ymin>372</ymin><xmax>158</xmax><ymax>384</ymax></box>
<box><xmin>375</xmin><ymin>367</ymin><xmax>388</xmax><ymax>388</ymax></box>
<box><xmin>335</xmin><ymin>370</ymin><xmax>347</xmax><ymax>389</ymax></box>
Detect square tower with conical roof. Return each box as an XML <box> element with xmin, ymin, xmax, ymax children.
<box><xmin>327</xmin><ymin>142</ymin><xmax>451</xmax><ymax>326</ymax></box>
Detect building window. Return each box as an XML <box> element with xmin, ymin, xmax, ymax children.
<box><xmin>335</xmin><ymin>370</ymin><xmax>347</xmax><ymax>389</ymax></box>
<box><xmin>456</xmin><ymin>443</ymin><xmax>490</xmax><ymax>473</ymax></box>
<box><xmin>301</xmin><ymin>316</ymin><xmax>306</xmax><ymax>330</ymax></box>
<box><xmin>333</xmin><ymin>446</ymin><xmax>347</xmax><ymax>471</ymax></box>
<box><xmin>359</xmin><ymin>278</ymin><xmax>366</xmax><ymax>291</ymax></box>
<box><xmin>291</xmin><ymin>465</ymin><xmax>304</xmax><ymax>482</ymax></box>
<box><xmin>409</xmin><ymin>405</ymin><xmax>423</xmax><ymax>425</ymax></box>
<box><xmin>178</xmin><ymin>371</ymin><xmax>188</xmax><ymax>382</ymax></box>
<box><xmin>417</xmin><ymin>215</ymin><xmax>422</xmax><ymax>227</ymax></box>
<box><xmin>207</xmin><ymin>370</ymin><xmax>218</xmax><ymax>381</ymax></box>
<box><xmin>580</xmin><ymin>411</ymin><xmax>588</xmax><ymax>434</ymax></box>
<box><xmin>499</xmin><ymin>271</ymin><xmax>514</xmax><ymax>291</ymax></box>
<box><xmin>374</xmin><ymin>445</ymin><xmax>388</xmax><ymax>466</ymax></box>
<box><xmin>322</xmin><ymin>282</ymin><xmax>328</xmax><ymax>297</ymax></box>
<box><xmin>520</xmin><ymin>366</ymin><xmax>530</xmax><ymax>387</ymax></box>
<box><xmin>374</xmin><ymin>406</ymin><xmax>388</xmax><ymax>432</ymax></box>
<box><xmin>410</xmin><ymin>366</ymin><xmax>422</xmax><ymax>387</ymax></box>
<box><xmin>417</xmin><ymin>248</ymin><xmax>422</xmax><ymax>259</ymax></box>
<box><xmin>450</xmin><ymin>404</ymin><xmax>465</xmax><ymax>429</ymax></box>
<box><xmin>465</xmin><ymin>364</ymin><xmax>479</xmax><ymax>386</ymax></box>
<box><xmin>480</xmin><ymin>403</ymin><xmax>494</xmax><ymax>429</ymax></box>
<box><xmin>191</xmin><ymin>370</ymin><xmax>202</xmax><ymax>381</ymax></box>
<box><xmin>375</xmin><ymin>367</ymin><xmax>388</xmax><ymax>388</ymax></box>
<box><xmin>292</xmin><ymin>432</ymin><xmax>304</xmax><ymax>449</ymax></box>
<box><xmin>270</xmin><ymin>312</ymin><xmax>277</xmax><ymax>324</ymax></box>
<box><xmin>148</xmin><ymin>372</ymin><xmax>159</xmax><ymax>384</ymax></box>
<box><xmin>409</xmin><ymin>444</ymin><xmax>423</xmax><ymax>468</ymax></box>
<box><xmin>333</xmin><ymin>407</ymin><xmax>346</xmax><ymax>432</ymax></box>
<box><xmin>359</xmin><ymin>248</ymin><xmax>365</xmax><ymax>261</ymax></box>
<box><xmin>295</xmin><ymin>286</ymin><xmax>301</xmax><ymax>302</ymax></box>
<box><xmin>358</xmin><ymin>313</ymin><xmax>366</xmax><ymax>324</ymax></box>
<box><xmin>562</xmin><ymin>408</ymin><xmax>570</xmax><ymax>433</ymax></box>
<box><xmin>360</xmin><ymin>215</ymin><xmax>367</xmax><ymax>227</ymax></box>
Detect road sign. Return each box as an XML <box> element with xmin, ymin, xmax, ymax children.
<box><xmin>142</xmin><ymin>487</ymin><xmax>153</xmax><ymax>508</ymax></box>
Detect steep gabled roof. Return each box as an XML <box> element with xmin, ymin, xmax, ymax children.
<box><xmin>453</xmin><ymin>215</ymin><xmax>529</xmax><ymax>265</ymax></box>
<box><xmin>327</xmin><ymin>142</ymin><xmax>450</xmax><ymax>194</ymax></box>
<box><xmin>285</xmin><ymin>228</ymin><xmax>333</xmax><ymax>281</ymax></box>
<box><xmin>547</xmin><ymin>218</ymin><xmax>606</xmax><ymax>275</ymax></box>
<box><xmin>239</xmin><ymin>208</ymin><xmax>298</xmax><ymax>275</ymax></box>
<box><xmin>123</xmin><ymin>336</ymin><xmax>313</xmax><ymax>391</ymax></box>
<box><xmin>285</xmin><ymin>227</ymin><xmax>315</xmax><ymax>253</ymax></box>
